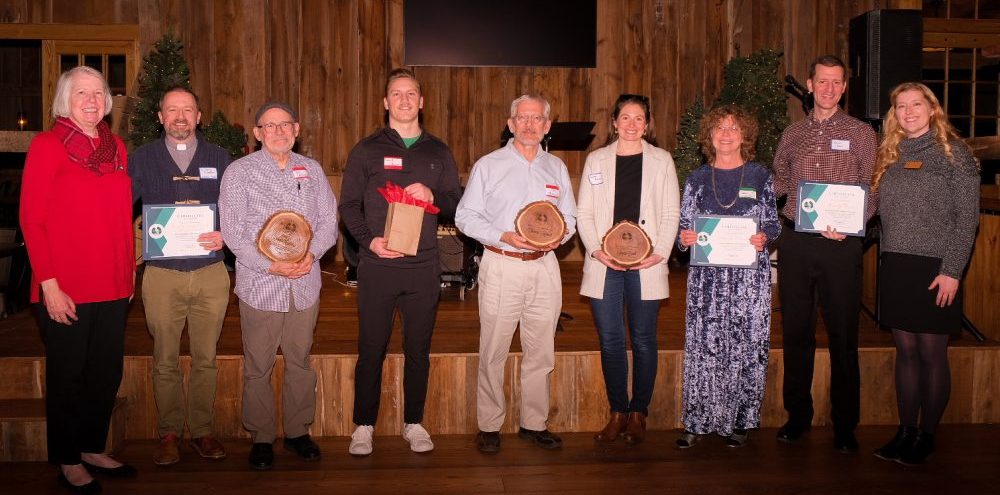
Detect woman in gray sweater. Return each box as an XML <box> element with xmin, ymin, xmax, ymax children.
<box><xmin>870</xmin><ymin>82</ymin><xmax>980</xmax><ymax>466</ymax></box>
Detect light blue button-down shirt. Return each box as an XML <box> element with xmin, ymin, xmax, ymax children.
<box><xmin>456</xmin><ymin>141</ymin><xmax>576</xmax><ymax>251</ymax></box>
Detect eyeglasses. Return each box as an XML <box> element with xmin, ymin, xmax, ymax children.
<box><xmin>513</xmin><ymin>114</ymin><xmax>546</xmax><ymax>125</ymax></box>
<box><xmin>256</xmin><ymin>121</ymin><xmax>296</xmax><ymax>133</ymax></box>
<box><xmin>715</xmin><ymin>124</ymin><xmax>740</xmax><ymax>133</ymax></box>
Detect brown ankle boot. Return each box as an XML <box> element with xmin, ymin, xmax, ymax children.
<box><xmin>623</xmin><ymin>412</ymin><xmax>647</xmax><ymax>445</ymax></box>
<box><xmin>594</xmin><ymin>412</ymin><xmax>628</xmax><ymax>442</ymax></box>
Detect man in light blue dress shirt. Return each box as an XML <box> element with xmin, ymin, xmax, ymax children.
<box><xmin>456</xmin><ymin>94</ymin><xmax>577</xmax><ymax>453</ymax></box>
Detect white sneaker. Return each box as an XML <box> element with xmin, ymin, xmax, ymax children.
<box><xmin>402</xmin><ymin>423</ymin><xmax>434</xmax><ymax>453</ymax></box>
<box><xmin>349</xmin><ymin>425</ymin><xmax>374</xmax><ymax>456</ymax></box>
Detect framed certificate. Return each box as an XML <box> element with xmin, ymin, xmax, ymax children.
<box><xmin>142</xmin><ymin>204</ymin><xmax>217</xmax><ymax>260</ymax></box>
<box><xmin>795</xmin><ymin>181</ymin><xmax>868</xmax><ymax>237</ymax></box>
<box><xmin>690</xmin><ymin>215</ymin><xmax>759</xmax><ymax>269</ymax></box>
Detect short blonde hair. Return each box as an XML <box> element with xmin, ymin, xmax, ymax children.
<box><xmin>51</xmin><ymin>66</ymin><xmax>113</xmax><ymax>120</ymax></box>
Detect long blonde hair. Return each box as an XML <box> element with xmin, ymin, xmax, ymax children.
<box><xmin>873</xmin><ymin>82</ymin><xmax>962</xmax><ymax>192</ymax></box>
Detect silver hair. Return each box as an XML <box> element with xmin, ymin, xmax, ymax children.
<box><xmin>509</xmin><ymin>94</ymin><xmax>551</xmax><ymax>119</ymax></box>
<box><xmin>51</xmin><ymin>66</ymin><xmax>114</xmax><ymax>119</ymax></box>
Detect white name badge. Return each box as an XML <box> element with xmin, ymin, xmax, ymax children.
<box><xmin>199</xmin><ymin>167</ymin><xmax>218</xmax><ymax>179</ymax></box>
<box><xmin>831</xmin><ymin>139</ymin><xmax>850</xmax><ymax>151</ymax></box>
<box><xmin>292</xmin><ymin>166</ymin><xmax>309</xmax><ymax>179</ymax></box>
<box><xmin>588</xmin><ymin>173</ymin><xmax>604</xmax><ymax>185</ymax></box>
<box><xmin>545</xmin><ymin>184</ymin><xmax>560</xmax><ymax>198</ymax></box>
<box><xmin>738</xmin><ymin>187</ymin><xmax>756</xmax><ymax>200</ymax></box>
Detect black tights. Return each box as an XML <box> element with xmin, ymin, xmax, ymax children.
<box><xmin>892</xmin><ymin>329</ymin><xmax>950</xmax><ymax>433</ymax></box>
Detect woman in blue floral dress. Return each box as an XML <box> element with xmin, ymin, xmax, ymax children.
<box><xmin>675</xmin><ymin>105</ymin><xmax>780</xmax><ymax>448</ymax></box>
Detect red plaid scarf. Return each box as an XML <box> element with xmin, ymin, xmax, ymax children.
<box><xmin>51</xmin><ymin>117</ymin><xmax>125</xmax><ymax>176</ymax></box>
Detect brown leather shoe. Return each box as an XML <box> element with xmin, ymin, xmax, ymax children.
<box><xmin>623</xmin><ymin>412</ymin><xmax>647</xmax><ymax>445</ymax></box>
<box><xmin>154</xmin><ymin>433</ymin><xmax>180</xmax><ymax>466</ymax></box>
<box><xmin>191</xmin><ymin>434</ymin><xmax>227</xmax><ymax>459</ymax></box>
<box><xmin>594</xmin><ymin>412</ymin><xmax>628</xmax><ymax>442</ymax></box>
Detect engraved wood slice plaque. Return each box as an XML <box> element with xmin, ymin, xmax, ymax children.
<box><xmin>257</xmin><ymin>211</ymin><xmax>313</xmax><ymax>263</ymax></box>
<box><xmin>514</xmin><ymin>200</ymin><xmax>567</xmax><ymax>247</ymax></box>
<box><xmin>601</xmin><ymin>220</ymin><xmax>652</xmax><ymax>266</ymax></box>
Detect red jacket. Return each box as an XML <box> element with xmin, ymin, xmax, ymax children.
<box><xmin>20</xmin><ymin>131</ymin><xmax>134</xmax><ymax>304</ymax></box>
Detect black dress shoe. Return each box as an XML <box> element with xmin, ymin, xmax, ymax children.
<box><xmin>776</xmin><ymin>421</ymin><xmax>810</xmax><ymax>443</ymax></box>
<box><xmin>517</xmin><ymin>427</ymin><xmax>563</xmax><ymax>450</ymax></box>
<box><xmin>248</xmin><ymin>442</ymin><xmax>274</xmax><ymax>470</ymax></box>
<box><xmin>874</xmin><ymin>425</ymin><xmax>918</xmax><ymax>461</ymax></box>
<box><xmin>81</xmin><ymin>460</ymin><xmax>138</xmax><ymax>478</ymax></box>
<box><xmin>476</xmin><ymin>430</ymin><xmax>501</xmax><ymax>453</ymax></box>
<box><xmin>57</xmin><ymin>473</ymin><xmax>102</xmax><ymax>495</ymax></box>
<box><xmin>283</xmin><ymin>434</ymin><xmax>321</xmax><ymax>461</ymax></box>
<box><xmin>834</xmin><ymin>430</ymin><xmax>859</xmax><ymax>454</ymax></box>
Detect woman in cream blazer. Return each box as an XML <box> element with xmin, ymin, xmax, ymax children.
<box><xmin>577</xmin><ymin>94</ymin><xmax>680</xmax><ymax>445</ymax></box>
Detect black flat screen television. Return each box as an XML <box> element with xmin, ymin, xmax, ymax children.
<box><xmin>404</xmin><ymin>0</ymin><xmax>597</xmax><ymax>68</ymax></box>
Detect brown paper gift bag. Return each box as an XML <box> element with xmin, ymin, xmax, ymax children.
<box><xmin>384</xmin><ymin>202</ymin><xmax>425</xmax><ymax>256</ymax></box>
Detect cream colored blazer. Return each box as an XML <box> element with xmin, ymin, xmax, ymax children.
<box><xmin>577</xmin><ymin>140</ymin><xmax>681</xmax><ymax>300</ymax></box>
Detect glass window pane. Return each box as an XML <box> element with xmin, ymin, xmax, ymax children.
<box><xmin>60</xmin><ymin>54</ymin><xmax>77</xmax><ymax>73</ymax></box>
<box><xmin>946</xmin><ymin>83</ymin><xmax>972</xmax><ymax>115</ymax></box>
<box><xmin>925</xmin><ymin>82</ymin><xmax>946</xmax><ymax>101</ymax></box>
<box><xmin>972</xmin><ymin>118</ymin><xmax>997</xmax><ymax>138</ymax></box>
<box><xmin>922</xmin><ymin>49</ymin><xmax>946</xmax><ymax>81</ymax></box>
<box><xmin>974</xmin><ymin>83</ymin><xmax>998</xmax><ymax>116</ymax></box>
<box><xmin>107</xmin><ymin>55</ymin><xmax>126</xmax><ymax>95</ymax></box>
<box><xmin>947</xmin><ymin>48</ymin><xmax>974</xmax><ymax>82</ymax></box>
<box><xmin>949</xmin><ymin>117</ymin><xmax>971</xmax><ymax>138</ymax></box>
<box><xmin>83</xmin><ymin>54</ymin><xmax>102</xmax><ymax>72</ymax></box>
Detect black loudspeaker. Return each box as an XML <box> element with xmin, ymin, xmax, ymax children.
<box><xmin>848</xmin><ymin>9</ymin><xmax>923</xmax><ymax>121</ymax></box>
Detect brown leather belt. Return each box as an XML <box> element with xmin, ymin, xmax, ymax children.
<box><xmin>485</xmin><ymin>245</ymin><xmax>546</xmax><ymax>261</ymax></box>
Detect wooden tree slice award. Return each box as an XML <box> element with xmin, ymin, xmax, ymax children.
<box><xmin>601</xmin><ymin>220</ymin><xmax>652</xmax><ymax>266</ymax></box>
<box><xmin>514</xmin><ymin>200</ymin><xmax>567</xmax><ymax>247</ymax></box>
<box><xmin>257</xmin><ymin>211</ymin><xmax>313</xmax><ymax>263</ymax></box>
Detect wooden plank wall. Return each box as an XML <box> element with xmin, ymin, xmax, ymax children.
<box><xmin>0</xmin><ymin>0</ymin><xmax>924</xmax><ymax>176</ymax></box>
<box><xmin>2</xmin><ymin>347</ymin><xmax>999</xmax><ymax>440</ymax></box>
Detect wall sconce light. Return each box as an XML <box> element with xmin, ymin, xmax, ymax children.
<box><xmin>16</xmin><ymin>112</ymin><xmax>27</xmax><ymax>131</ymax></box>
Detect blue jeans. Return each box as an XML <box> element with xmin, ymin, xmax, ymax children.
<box><xmin>590</xmin><ymin>268</ymin><xmax>661</xmax><ymax>415</ymax></box>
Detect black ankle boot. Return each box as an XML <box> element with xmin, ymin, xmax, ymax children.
<box><xmin>897</xmin><ymin>431</ymin><xmax>935</xmax><ymax>466</ymax></box>
<box><xmin>873</xmin><ymin>425</ymin><xmax>918</xmax><ymax>461</ymax></box>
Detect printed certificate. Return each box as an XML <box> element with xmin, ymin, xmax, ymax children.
<box><xmin>690</xmin><ymin>215</ymin><xmax>759</xmax><ymax>269</ymax></box>
<box><xmin>142</xmin><ymin>204</ymin><xmax>217</xmax><ymax>260</ymax></box>
<box><xmin>795</xmin><ymin>181</ymin><xmax>868</xmax><ymax>237</ymax></box>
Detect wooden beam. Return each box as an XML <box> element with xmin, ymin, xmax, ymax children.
<box><xmin>0</xmin><ymin>23</ymin><xmax>138</xmax><ymax>41</ymax></box>
<box><xmin>924</xmin><ymin>18</ymin><xmax>1000</xmax><ymax>48</ymax></box>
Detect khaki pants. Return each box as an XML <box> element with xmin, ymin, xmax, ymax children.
<box><xmin>142</xmin><ymin>262</ymin><xmax>230</xmax><ymax>438</ymax></box>
<box><xmin>239</xmin><ymin>291</ymin><xmax>319</xmax><ymax>443</ymax></box>
<box><xmin>476</xmin><ymin>250</ymin><xmax>562</xmax><ymax>432</ymax></box>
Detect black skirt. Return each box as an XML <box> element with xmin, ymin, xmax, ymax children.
<box><xmin>878</xmin><ymin>252</ymin><xmax>962</xmax><ymax>334</ymax></box>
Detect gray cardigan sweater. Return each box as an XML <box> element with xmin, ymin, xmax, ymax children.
<box><xmin>878</xmin><ymin>130</ymin><xmax>980</xmax><ymax>278</ymax></box>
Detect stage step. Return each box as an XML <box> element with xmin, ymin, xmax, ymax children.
<box><xmin>0</xmin><ymin>397</ymin><xmax>128</xmax><ymax>462</ymax></box>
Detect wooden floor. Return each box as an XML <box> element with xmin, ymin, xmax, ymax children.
<box><xmin>4</xmin><ymin>260</ymin><xmax>982</xmax><ymax>359</ymax></box>
<box><xmin>2</xmin><ymin>425</ymin><xmax>997</xmax><ymax>494</ymax></box>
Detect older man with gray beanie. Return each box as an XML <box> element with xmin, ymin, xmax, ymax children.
<box><xmin>219</xmin><ymin>101</ymin><xmax>338</xmax><ymax>470</ymax></box>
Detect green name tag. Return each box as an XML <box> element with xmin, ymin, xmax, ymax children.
<box><xmin>738</xmin><ymin>187</ymin><xmax>756</xmax><ymax>200</ymax></box>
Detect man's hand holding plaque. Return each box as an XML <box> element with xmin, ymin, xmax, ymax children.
<box><xmin>513</xmin><ymin>200</ymin><xmax>567</xmax><ymax>250</ymax></box>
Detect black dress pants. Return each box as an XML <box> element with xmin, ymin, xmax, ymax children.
<box><xmin>353</xmin><ymin>261</ymin><xmax>440</xmax><ymax>425</ymax></box>
<box><xmin>40</xmin><ymin>298</ymin><xmax>129</xmax><ymax>465</ymax></box>
<box><xmin>778</xmin><ymin>227</ymin><xmax>862</xmax><ymax>433</ymax></box>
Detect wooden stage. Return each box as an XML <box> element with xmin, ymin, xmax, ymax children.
<box><xmin>1</xmin><ymin>261</ymin><xmax>998</xmax><ymax>450</ymax></box>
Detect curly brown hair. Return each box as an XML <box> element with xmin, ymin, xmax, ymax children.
<box><xmin>697</xmin><ymin>105</ymin><xmax>759</xmax><ymax>164</ymax></box>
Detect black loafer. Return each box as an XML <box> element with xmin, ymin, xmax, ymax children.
<box><xmin>476</xmin><ymin>430</ymin><xmax>501</xmax><ymax>453</ymax></box>
<box><xmin>517</xmin><ymin>427</ymin><xmax>563</xmax><ymax>450</ymax></box>
<box><xmin>81</xmin><ymin>460</ymin><xmax>137</xmax><ymax>478</ymax></box>
<box><xmin>776</xmin><ymin>421</ymin><xmax>810</xmax><ymax>443</ymax></box>
<box><xmin>57</xmin><ymin>473</ymin><xmax>102</xmax><ymax>495</ymax></box>
<box><xmin>834</xmin><ymin>431</ymin><xmax>859</xmax><ymax>454</ymax></box>
<box><xmin>283</xmin><ymin>434</ymin><xmax>321</xmax><ymax>462</ymax></box>
<box><xmin>248</xmin><ymin>442</ymin><xmax>274</xmax><ymax>470</ymax></box>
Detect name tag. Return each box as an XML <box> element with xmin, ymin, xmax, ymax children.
<box><xmin>588</xmin><ymin>173</ymin><xmax>604</xmax><ymax>185</ymax></box>
<box><xmin>292</xmin><ymin>166</ymin><xmax>309</xmax><ymax>179</ymax></box>
<box><xmin>198</xmin><ymin>167</ymin><xmax>218</xmax><ymax>179</ymax></box>
<box><xmin>738</xmin><ymin>187</ymin><xmax>757</xmax><ymax>200</ymax></box>
<box><xmin>831</xmin><ymin>139</ymin><xmax>850</xmax><ymax>151</ymax></box>
<box><xmin>384</xmin><ymin>156</ymin><xmax>403</xmax><ymax>170</ymax></box>
<box><xmin>904</xmin><ymin>161</ymin><xmax>922</xmax><ymax>170</ymax></box>
<box><xmin>545</xmin><ymin>184</ymin><xmax>560</xmax><ymax>199</ymax></box>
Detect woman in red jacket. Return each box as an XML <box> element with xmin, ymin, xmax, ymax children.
<box><xmin>20</xmin><ymin>66</ymin><xmax>136</xmax><ymax>493</ymax></box>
